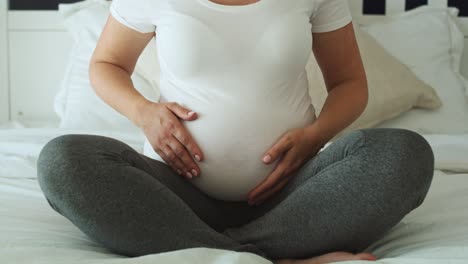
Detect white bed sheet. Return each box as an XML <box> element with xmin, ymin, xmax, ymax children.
<box><xmin>1</xmin><ymin>126</ymin><xmax>468</xmax><ymax>264</ymax></box>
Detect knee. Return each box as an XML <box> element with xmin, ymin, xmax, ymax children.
<box><xmin>38</xmin><ymin>134</ymin><xmax>76</xmax><ymax>176</ymax></box>
<box><xmin>37</xmin><ymin>134</ymin><xmax>135</xmax><ymax>195</ymax></box>
<box><xmin>37</xmin><ymin>134</ymin><xmax>112</xmax><ymax>182</ymax></box>
<box><xmin>399</xmin><ymin>129</ymin><xmax>434</xmax><ymax>206</ymax></box>
<box><xmin>377</xmin><ymin>128</ymin><xmax>435</xmax><ymax>207</ymax></box>
<box><xmin>389</xmin><ymin>128</ymin><xmax>434</xmax><ymax>176</ymax></box>
<box><xmin>37</xmin><ymin>134</ymin><xmax>84</xmax><ymax>173</ymax></box>
<box><xmin>363</xmin><ymin>128</ymin><xmax>434</xmax><ymax>172</ymax></box>
<box><xmin>37</xmin><ymin>134</ymin><xmax>109</xmax><ymax>194</ymax></box>
<box><xmin>37</xmin><ymin>134</ymin><xmax>85</xmax><ymax>211</ymax></box>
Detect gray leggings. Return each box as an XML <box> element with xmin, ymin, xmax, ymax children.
<box><xmin>37</xmin><ymin>128</ymin><xmax>434</xmax><ymax>261</ymax></box>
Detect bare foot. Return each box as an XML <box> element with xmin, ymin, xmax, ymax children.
<box><xmin>274</xmin><ymin>251</ymin><xmax>378</xmax><ymax>264</ymax></box>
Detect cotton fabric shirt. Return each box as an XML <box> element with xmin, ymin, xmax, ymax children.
<box><xmin>110</xmin><ymin>0</ymin><xmax>352</xmax><ymax>201</ymax></box>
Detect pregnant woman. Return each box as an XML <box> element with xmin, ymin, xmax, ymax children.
<box><xmin>37</xmin><ymin>0</ymin><xmax>435</xmax><ymax>263</ymax></box>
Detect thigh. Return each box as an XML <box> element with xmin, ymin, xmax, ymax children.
<box><xmin>249</xmin><ymin>128</ymin><xmax>366</xmax><ymax>214</ymax></box>
<box><xmin>37</xmin><ymin>134</ymin><xmax>268</xmax><ymax>257</ymax></box>
<box><xmin>37</xmin><ymin>134</ymin><xmax>258</xmax><ymax>231</ymax></box>
<box><xmin>222</xmin><ymin>128</ymin><xmax>435</xmax><ymax>259</ymax></box>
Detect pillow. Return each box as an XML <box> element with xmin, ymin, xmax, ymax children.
<box><xmin>54</xmin><ymin>0</ymin><xmax>159</xmax><ymax>134</ymax></box>
<box><xmin>306</xmin><ymin>23</ymin><xmax>442</xmax><ymax>140</ymax></box>
<box><xmin>363</xmin><ymin>6</ymin><xmax>468</xmax><ymax>134</ymax></box>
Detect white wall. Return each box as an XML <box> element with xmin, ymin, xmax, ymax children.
<box><xmin>0</xmin><ymin>0</ymin><xmax>9</xmax><ymax>123</ymax></box>
<box><xmin>7</xmin><ymin>11</ymin><xmax>72</xmax><ymax>123</ymax></box>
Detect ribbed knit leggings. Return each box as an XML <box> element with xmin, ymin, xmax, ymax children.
<box><xmin>37</xmin><ymin>128</ymin><xmax>434</xmax><ymax>261</ymax></box>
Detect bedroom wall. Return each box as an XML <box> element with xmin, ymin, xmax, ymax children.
<box><xmin>0</xmin><ymin>0</ymin><xmax>9</xmax><ymax>123</ymax></box>
<box><xmin>7</xmin><ymin>11</ymin><xmax>72</xmax><ymax>123</ymax></box>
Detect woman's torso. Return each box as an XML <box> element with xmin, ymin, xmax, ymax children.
<box><xmin>143</xmin><ymin>0</ymin><xmax>321</xmax><ymax>201</ymax></box>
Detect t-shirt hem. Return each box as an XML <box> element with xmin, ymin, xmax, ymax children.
<box><xmin>312</xmin><ymin>15</ymin><xmax>353</xmax><ymax>33</ymax></box>
<box><xmin>109</xmin><ymin>5</ymin><xmax>156</xmax><ymax>34</ymax></box>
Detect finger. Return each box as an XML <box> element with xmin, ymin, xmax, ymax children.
<box><xmin>262</xmin><ymin>135</ymin><xmax>292</xmax><ymax>164</ymax></box>
<box><xmin>252</xmin><ymin>159</ymin><xmax>303</xmax><ymax>205</ymax></box>
<box><xmin>163</xmin><ymin>144</ymin><xmax>187</xmax><ymax>176</ymax></box>
<box><xmin>152</xmin><ymin>131</ymin><xmax>185</xmax><ymax>175</ymax></box>
<box><xmin>166</xmin><ymin>102</ymin><xmax>197</xmax><ymax>121</ymax></box>
<box><xmin>154</xmin><ymin>146</ymin><xmax>181</xmax><ymax>175</ymax></box>
<box><xmin>249</xmin><ymin>150</ymin><xmax>298</xmax><ymax>200</ymax></box>
<box><xmin>160</xmin><ymin>143</ymin><xmax>192</xmax><ymax>179</ymax></box>
<box><xmin>171</xmin><ymin>123</ymin><xmax>203</xmax><ymax>162</ymax></box>
<box><xmin>251</xmin><ymin>176</ymin><xmax>291</xmax><ymax>206</ymax></box>
<box><xmin>158</xmin><ymin>145</ymin><xmax>184</xmax><ymax>176</ymax></box>
<box><xmin>247</xmin><ymin>162</ymin><xmax>287</xmax><ymax>201</ymax></box>
<box><xmin>250</xmin><ymin>174</ymin><xmax>289</xmax><ymax>205</ymax></box>
<box><xmin>166</xmin><ymin>135</ymin><xmax>201</xmax><ymax>177</ymax></box>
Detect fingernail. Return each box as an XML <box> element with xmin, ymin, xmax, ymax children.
<box><xmin>186</xmin><ymin>172</ymin><xmax>193</xmax><ymax>179</ymax></box>
<box><xmin>263</xmin><ymin>155</ymin><xmax>271</xmax><ymax>163</ymax></box>
<box><xmin>195</xmin><ymin>155</ymin><xmax>201</xmax><ymax>161</ymax></box>
<box><xmin>191</xmin><ymin>169</ymin><xmax>198</xmax><ymax>177</ymax></box>
<box><xmin>188</xmin><ymin>111</ymin><xmax>195</xmax><ymax>116</ymax></box>
<box><xmin>177</xmin><ymin>169</ymin><xmax>182</xmax><ymax>175</ymax></box>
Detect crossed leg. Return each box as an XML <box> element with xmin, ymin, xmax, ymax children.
<box><xmin>222</xmin><ymin>128</ymin><xmax>435</xmax><ymax>261</ymax></box>
<box><xmin>36</xmin><ymin>128</ymin><xmax>434</xmax><ymax>263</ymax></box>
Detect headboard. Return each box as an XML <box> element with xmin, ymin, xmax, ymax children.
<box><xmin>1</xmin><ymin>0</ymin><xmax>468</xmax><ymax>123</ymax></box>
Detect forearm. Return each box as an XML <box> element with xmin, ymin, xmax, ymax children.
<box><xmin>305</xmin><ymin>78</ymin><xmax>368</xmax><ymax>145</ymax></box>
<box><xmin>89</xmin><ymin>61</ymin><xmax>152</xmax><ymax>128</ymax></box>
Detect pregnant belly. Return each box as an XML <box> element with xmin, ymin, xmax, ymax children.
<box><xmin>143</xmin><ymin>103</ymin><xmax>316</xmax><ymax>201</ymax></box>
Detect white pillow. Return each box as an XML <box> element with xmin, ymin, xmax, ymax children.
<box><xmin>55</xmin><ymin>0</ymin><xmax>159</xmax><ymax>134</ymax></box>
<box><xmin>307</xmin><ymin>23</ymin><xmax>441</xmax><ymax>140</ymax></box>
<box><xmin>363</xmin><ymin>6</ymin><xmax>468</xmax><ymax>134</ymax></box>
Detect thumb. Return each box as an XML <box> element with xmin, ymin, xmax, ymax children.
<box><xmin>262</xmin><ymin>136</ymin><xmax>291</xmax><ymax>164</ymax></box>
<box><xmin>167</xmin><ymin>102</ymin><xmax>197</xmax><ymax>120</ymax></box>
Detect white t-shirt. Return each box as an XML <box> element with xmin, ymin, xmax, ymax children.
<box><xmin>110</xmin><ymin>0</ymin><xmax>352</xmax><ymax>201</ymax></box>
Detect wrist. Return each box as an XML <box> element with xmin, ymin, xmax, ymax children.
<box><xmin>304</xmin><ymin>122</ymin><xmax>331</xmax><ymax>148</ymax></box>
<box><xmin>133</xmin><ymin>96</ymin><xmax>154</xmax><ymax>129</ymax></box>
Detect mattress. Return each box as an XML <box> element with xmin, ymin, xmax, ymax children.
<box><xmin>1</xmin><ymin>125</ymin><xmax>468</xmax><ymax>264</ymax></box>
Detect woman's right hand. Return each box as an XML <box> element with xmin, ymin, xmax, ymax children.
<box><xmin>138</xmin><ymin>100</ymin><xmax>203</xmax><ymax>179</ymax></box>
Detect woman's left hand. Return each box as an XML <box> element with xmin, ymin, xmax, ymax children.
<box><xmin>247</xmin><ymin>126</ymin><xmax>326</xmax><ymax>206</ymax></box>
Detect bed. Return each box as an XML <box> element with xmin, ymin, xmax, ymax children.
<box><xmin>2</xmin><ymin>0</ymin><xmax>468</xmax><ymax>263</ymax></box>
<box><xmin>1</xmin><ymin>124</ymin><xmax>468</xmax><ymax>264</ymax></box>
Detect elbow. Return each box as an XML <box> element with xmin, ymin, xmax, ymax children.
<box><xmin>89</xmin><ymin>57</ymin><xmax>99</xmax><ymax>93</ymax></box>
<box><xmin>88</xmin><ymin>57</ymin><xmax>111</xmax><ymax>96</ymax></box>
<box><xmin>350</xmin><ymin>63</ymin><xmax>368</xmax><ymax>115</ymax></box>
<box><xmin>361</xmin><ymin>66</ymin><xmax>368</xmax><ymax>103</ymax></box>
<box><xmin>361</xmin><ymin>75</ymin><xmax>368</xmax><ymax>104</ymax></box>
<box><xmin>357</xmin><ymin>75</ymin><xmax>369</xmax><ymax>116</ymax></box>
